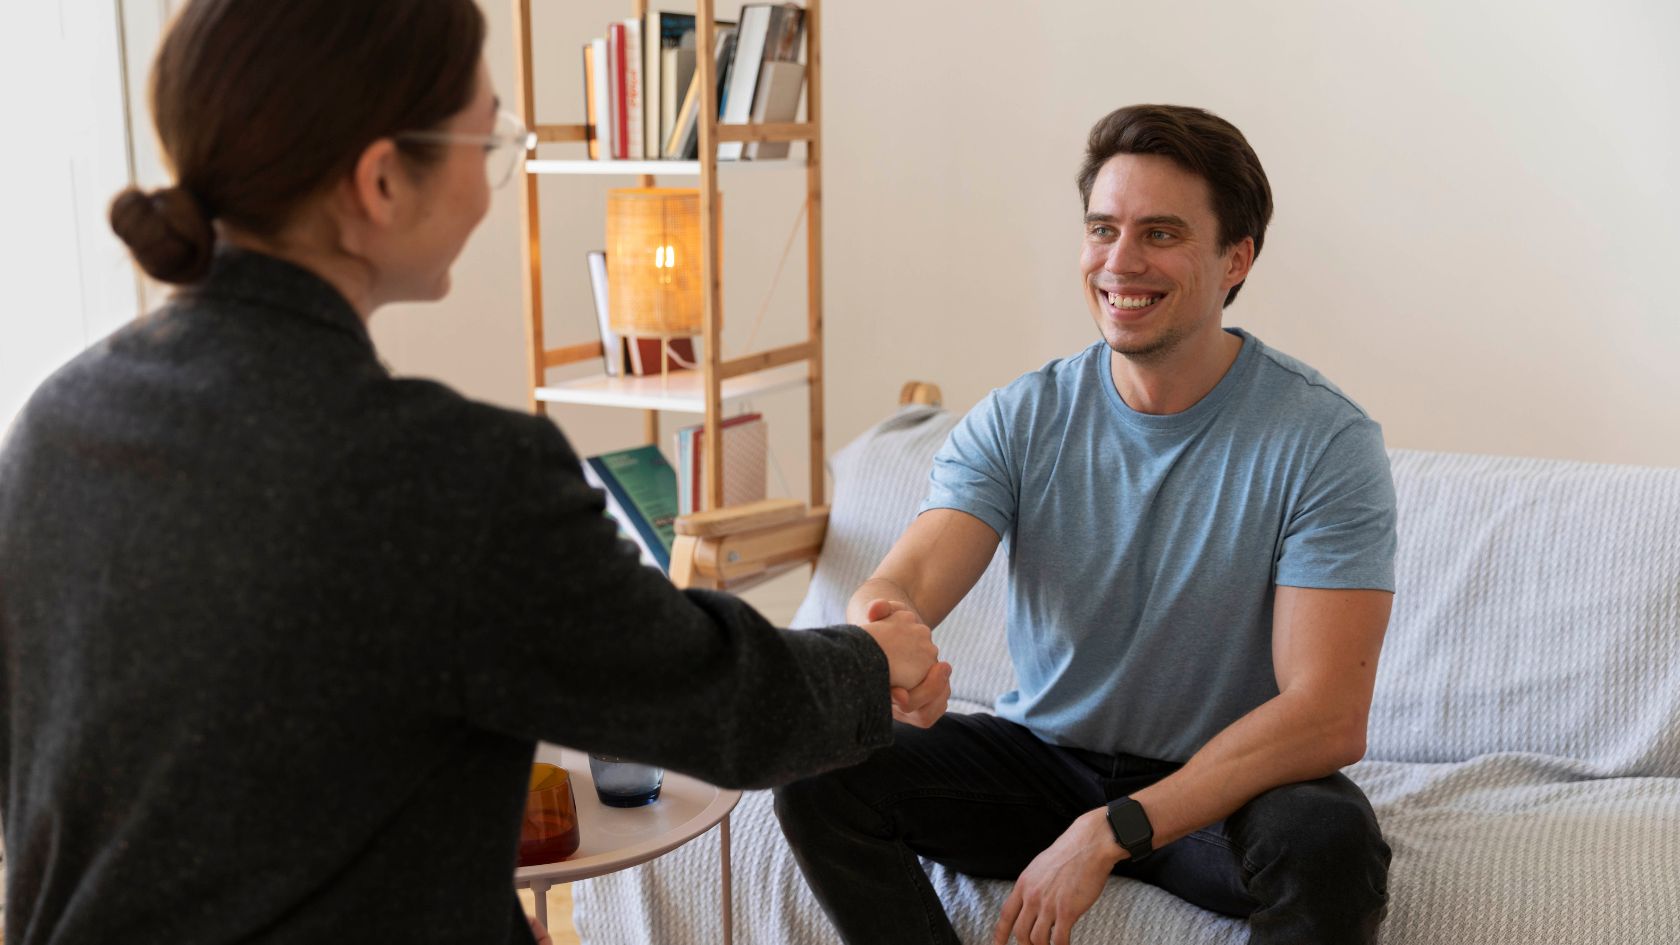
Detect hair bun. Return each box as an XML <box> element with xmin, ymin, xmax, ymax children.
<box><xmin>109</xmin><ymin>185</ymin><xmax>215</xmax><ymax>284</ymax></box>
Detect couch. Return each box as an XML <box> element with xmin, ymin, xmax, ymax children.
<box><xmin>575</xmin><ymin>402</ymin><xmax>1680</xmax><ymax>944</ymax></box>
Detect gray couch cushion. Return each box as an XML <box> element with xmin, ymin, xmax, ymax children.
<box><xmin>1348</xmin><ymin>754</ymin><xmax>1680</xmax><ymax>943</ymax></box>
<box><xmin>1371</xmin><ymin>450</ymin><xmax>1680</xmax><ymax>775</ymax></box>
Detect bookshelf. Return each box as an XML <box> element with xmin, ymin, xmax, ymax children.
<box><xmin>510</xmin><ymin>0</ymin><xmax>825</xmax><ymax>513</ymax></box>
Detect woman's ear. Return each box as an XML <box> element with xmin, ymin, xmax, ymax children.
<box><xmin>349</xmin><ymin>138</ymin><xmax>402</xmax><ymax>228</ymax></box>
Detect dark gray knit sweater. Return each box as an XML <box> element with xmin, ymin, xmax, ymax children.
<box><xmin>0</xmin><ymin>249</ymin><xmax>891</xmax><ymax>943</ymax></box>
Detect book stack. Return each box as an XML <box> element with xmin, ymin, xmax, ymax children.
<box><xmin>674</xmin><ymin>413</ymin><xmax>768</xmax><ymax>516</ymax></box>
<box><xmin>581</xmin><ymin>4</ymin><xmax>807</xmax><ymax>163</ymax></box>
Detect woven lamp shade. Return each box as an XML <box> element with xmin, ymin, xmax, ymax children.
<box><xmin>606</xmin><ymin>188</ymin><xmax>705</xmax><ymax>339</ymax></box>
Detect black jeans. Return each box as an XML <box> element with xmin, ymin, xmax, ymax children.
<box><xmin>774</xmin><ymin>713</ymin><xmax>1390</xmax><ymax>944</ymax></box>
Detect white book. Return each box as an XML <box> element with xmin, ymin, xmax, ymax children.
<box><xmin>589</xmin><ymin>39</ymin><xmax>611</xmax><ymax>162</ymax></box>
<box><xmin>660</xmin><ymin>47</ymin><xmax>681</xmax><ymax>153</ymax></box>
<box><xmin>586</xmin><ymin>250</ymin><xmax>622</xmax><ymax>376</ymax></box>
<box><xmin>622</xmin><ymin>19</ymin><xmax>644</xmax><ymax>160</ymax></box>
<box><xmin>716</xmin><ymin>5</ymin><xmax>772</xmax><ymax>161</ymax></box>
<box><xmin>673</xmin><ymin>35</ymin><xmax>697</xmax><ymax>137</ymax></box>
<box><xmin>743</xmin><ymin>61</ymin><xmax>805</xmax><ymax>160</ymax></box>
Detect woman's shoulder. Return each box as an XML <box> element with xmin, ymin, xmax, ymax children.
<box><xmin>370</xmin><ymin>377</ymin><xmax>581</xmax><ymax>470</ymax></box>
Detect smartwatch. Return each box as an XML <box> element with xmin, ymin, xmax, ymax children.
<box><xmin>1105</xmin><ymin>796</ymin><xmax>1154</xmax><ymax>861</ymax></box>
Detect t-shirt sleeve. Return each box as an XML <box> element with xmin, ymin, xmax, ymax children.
<box><xmin>917</xmin><ymin>390</ymin><xmax>1016</xmax><ymax>541</ymax></box>
<box><xmin>1274</xmin><ymin>417</ymin><xmax>1397</xmax><ymax>592</ymax></box>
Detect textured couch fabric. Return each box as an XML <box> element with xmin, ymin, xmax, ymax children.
<box><xmin>575</xmin><ymin>406</ymin><xmax>1680</xmax><ymax>944</ymax></box>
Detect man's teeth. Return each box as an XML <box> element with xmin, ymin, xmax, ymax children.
<box><xmin>1107</xmin><ymin>292</ymin><xmax>1161</xmax><ymax>310</ymax></box>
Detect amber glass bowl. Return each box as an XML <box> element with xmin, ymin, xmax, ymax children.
<box><xmin>518</xmin><ymin>763</ymin><xmax>582</xmax><ymax>866</ymax></box>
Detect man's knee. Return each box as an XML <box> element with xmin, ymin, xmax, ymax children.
<box><xmin>773</xmin><ymin>764</ymin><xmax>884</xmax><ymax>847</ymax></box>
<box><xmin>1241</xmin><ymin>777</ymin><xmax>1391</xmax><ymax>879</ymax></box>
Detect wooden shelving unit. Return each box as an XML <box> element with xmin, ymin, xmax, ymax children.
<box><xmin>510</xmin><ymin>0</ymin><xmax>825</xmax><ymax>512</ymax></box>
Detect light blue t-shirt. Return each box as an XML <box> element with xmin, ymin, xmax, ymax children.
<box><xmin>920</xmin><ymin>328</ymin><xmax>1396</xmax><ymax>762</ymax></box>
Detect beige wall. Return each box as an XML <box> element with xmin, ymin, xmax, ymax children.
<box><xmin>375</xmin><ymin>0</ymin><xmax>1680</xmax><ymax>475</ymax></box>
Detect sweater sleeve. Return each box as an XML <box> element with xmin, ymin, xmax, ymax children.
<box><xmin>452</xmin><ymin>414</ymin><xmax>893</xmax><ymax>790</ymax></box>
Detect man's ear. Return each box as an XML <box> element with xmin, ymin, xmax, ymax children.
<box><xmin>1222</xmin><ymin>236</ymin><xmax>1256</xmax><ymax>291</ymax></box>
<box><xmin>349</xmin><ymin>138</ymin><xmax>402</xmax><ymax>228</ymax></box>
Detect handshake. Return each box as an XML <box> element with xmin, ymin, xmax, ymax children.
<box><xmin>857</xmin><ymin>598</ymin><xmax>952</xmax><ymax>729</ymax></box>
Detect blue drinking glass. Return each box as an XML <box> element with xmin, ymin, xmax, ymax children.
<box><xmin>588</xmin><ymin>753</ymin><xmax>664</xmax><ymax>807</ymax></box>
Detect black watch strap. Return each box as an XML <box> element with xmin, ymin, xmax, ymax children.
<box><xmin>1105</xmin><ymin>796</ymin><xmax>1154</xmax><ymax>861</ymax></box>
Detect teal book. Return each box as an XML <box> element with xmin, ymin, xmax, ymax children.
<box><xmin>582</xmin><ymin>445</ymin><xmax>679</xmax><ymax>572</ymax></box>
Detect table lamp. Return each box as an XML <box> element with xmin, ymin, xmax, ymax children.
<box><xmin>606</xmin><ymin>187</ymin><xmax>706</xmax><ymax>378</ymax></box>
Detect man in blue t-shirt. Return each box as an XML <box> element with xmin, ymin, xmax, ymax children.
<box><xmin>776</xmin><ymin>105</ymin><xmax>1397</xmax><ymax>945</ymax></box>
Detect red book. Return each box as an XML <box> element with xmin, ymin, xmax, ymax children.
<box><xmin>625</xmin><ymin>337</ymin><xmax>696</xmax><ymax>376</ymax></box>
<box><xmin>609</xmin><ymin>22</ymin><xmax>628</xmax><ymax>160</ymax></box>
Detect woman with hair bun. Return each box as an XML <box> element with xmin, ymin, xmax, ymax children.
<box><xmin>0</xmin><ymin>2</ymin><xmax>943</xmax><ymax>942</ymax></box>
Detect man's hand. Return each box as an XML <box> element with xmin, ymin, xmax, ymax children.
<box><xmin>858</xmin><ymin>597</ymin><xmax>938</xmax><ymax>690</ymax></box>
<box><xmin>892</xmin><ymin>659</ymin><xmax>952</xmax><ymax>728</ymax></box>
<box><xmin>527</xmin><ymin>914</ymin><xmax>553</xmax><ymax>945</ymax></box>
<box><xmin>993</xmin><ymin>809</ymin><xmax>1122</xmax><ymax>945</ymax></box>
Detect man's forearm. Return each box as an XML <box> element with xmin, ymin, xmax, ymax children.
<box><xmin>846</xmin><ymin>577</ymin><xmax>921</xmax><ymax>626</ymax></box>
<box><xmin>1125</xmin><ymin>689</ymin><xmax>1364</xmax><ymax>855</ymax></box>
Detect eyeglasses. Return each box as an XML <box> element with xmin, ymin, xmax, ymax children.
<box><xmin>395</xmin><ymin>110</ymin><xmax>538</xmax><ymax>188</ymax></box>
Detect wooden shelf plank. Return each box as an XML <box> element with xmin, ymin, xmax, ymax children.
<box><xmin>715</xmin><ymin>121</ymin><xmax>816</xmax><ymax>143</ymax></box>
<box><xmin>534</xmin><ymin>124</ymin><xmax>589</xmax><ymax>143</ymax></box>
<box><xmin>535</xmin><ymin>363</ymin><xmax>807</xmax><ymax>413</ymax></box>
<box><xmin>720</xmin><ymin>342</ymin><xmax>815</xmax><ymax>380</ymax></box>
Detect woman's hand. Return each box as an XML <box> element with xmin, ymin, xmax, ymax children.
<box><xmin>858</xmin><ymin>598</ymin><xmax>939</xmax><ymax>690</ymax></box>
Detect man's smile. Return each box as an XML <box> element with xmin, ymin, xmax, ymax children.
<box><xmin>1099</xmin><ymin>289</ymin><xmax>1167</xmax><ymax>317</ymax></box>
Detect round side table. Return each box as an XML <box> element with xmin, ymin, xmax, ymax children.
<box><xmin>515</xmin><ymin>745</ymin><xmax>742</xmax><ymax>943</ymax></box>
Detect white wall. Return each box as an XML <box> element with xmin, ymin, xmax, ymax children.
<box><xmin>1</xmin><ymin>2</ymin><xmax>140</xmax><ymax>435</ymax></box>
<box><xmin>369</xmin><ymin>0</ymin><xmax>1680</xmax><ymax>473</ymax></box>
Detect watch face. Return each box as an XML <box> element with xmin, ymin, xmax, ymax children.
<box><xmin>1108</xmin><ymin>798</ymin><xmax>1153</xmax><ymax>851</ymax></box>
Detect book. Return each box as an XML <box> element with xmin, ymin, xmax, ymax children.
<box><xmin>621</xmin><ymin>18</ymin><xmax>644</xmax><ymax>160</ymax></box>
<box><xmin>717</xmin><ymin>4</ymin><xmax>804</xmax><ymax>161</ymax></box>
<box><xmin>762</xmin><ymin>3</ymin><xmax>805</xmax><ymax>62</ymax></box>
<box><xmin>743</xmin><ymin>61</ymin><xmax>805</xmax><ymax>160</ymax></box>
<box><xmin>671</xmin><ymin>33</ymin><xmax>697</xmax><ymax>141</ymax></box>
<box><xmin>582</xmin><ymin>445</ymin><xmax>679</xmax><ymax>573</ymax></box>
<box><xmin>608</xmin><ymin>23</ymin><xmax>626</xmax><ymax>159</ymax></box>
<box><xmin>660</xmin><ymin>46</ymin><xmax>681</xmax><ymax>154</ymax></box>
<box><xmin>663</xmin><ymin>24</ymin><xmax>737</xmax><ymax>160</ymax></box>
<box><xmin>644</xmin><ymin>12</ymin><xmax>700</xmax><ymax>159</ymax></box>
<box><xmin>585</xmin><ymin>250</ymin><xmax>624</xmax><ymax>376</ymax></box>
<box><xmin>581</xmin><ymin>43</ymin><xmax>600</xmax><ymax>160</ymax></box>
<box><xmin>588</xmin><ymin>39</ymin><xmax>611</xmax><ymax>162</ymax></box>
<box><xmin>625</xmin><ymin>335</ymin><xmax>696</xmax><ymax>376</ymax></box>
<box><xmin>675</xmin><ymin>413</ymin><xmax>768</xmax><ymax>515</ymax></box>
